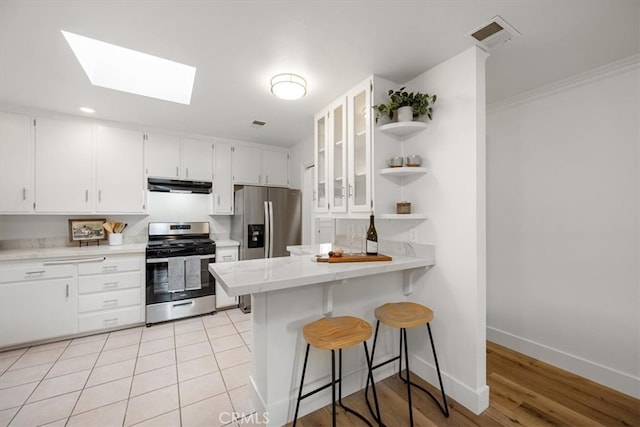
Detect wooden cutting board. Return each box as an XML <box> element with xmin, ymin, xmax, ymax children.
<box><xmin>316</xmin><ymin>253</ymin><xmax>392</xmax><ymax>263</ymax></box>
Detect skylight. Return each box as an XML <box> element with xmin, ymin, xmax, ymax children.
<box><xmin>61</xmin><ymin>30</ymin><xmax>196</xmax><ymax>105</ymax></box>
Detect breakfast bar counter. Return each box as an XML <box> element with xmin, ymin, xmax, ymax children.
<box><xmin>208</xmin><ymin>241</ymin><xmax>435</xmax><ymax>425</ymax></box>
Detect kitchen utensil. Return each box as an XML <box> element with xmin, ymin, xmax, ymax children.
<box><xmin>396</xmin><ymin>201</ymin><xmax>411</xmax><ymax>214</ymax></box>
<box><xmin>103</xmin><ymin>222</ymin><xmax>113</xmax><ymax>233</ymax></box>
<box><xmin>406</xmin><ymin>154</ymin><xmax>422</xmax><ymax>167</ymax></box>
<box><xmin>388</xmin><ymin>156</ymin><xmax>404</xmax><ymax>167</ymax></box>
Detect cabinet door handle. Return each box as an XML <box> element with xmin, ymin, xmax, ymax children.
<box><xmin>65</xmin><ymin>284</ymin><xmax>69</xmax><ymax>298</ymax></box>
<box><xmin>25</xmin><ymin>270</ymin><xmax>45</xmax><ymax>276</ymax></box>
<box><xmin>217</xmin><ymin>195</ymin><xmax>220</xmax><ymax>205</ymax></box>
<box><xmin>85</xmin><ymin>190</ymin><xmax>89</xmax><ymax>202</ymax></box>
<box><xmin>348</xmin><ymin>184</ymin><xmax>353</xmax><ymax>198</ymax></box>
<box><xmin>103</xmin><ymin>299</ymin><xmax>119</xmax><ymax>307</ymax></box>
<box><xmin>176</xmin><ymin>166</ymin><xmax>179</xmax><ymax>177</ymax></box>
<box><xmin>98</xmin><ymin>190</ymin><xmax>102</xmax><ymax>202</ymax></box>
<box><xmin>102</xmin><ymin>265</ymin><xmax>118</xmax><ymax>272</ymax></box>
<box><xmin>103</xmin><ymin>318</ymin><xmax>118</xmax><ymax>325</ymax></box>
<box><xmin>265</xmin><ymin>175</ymin><xmax>269</xmax><ymax>184</ymax></box>
<box><xmin>186</xmin><ymin>168</ymin><xmax>189</xmax><ymax>178</ymax></box>
<box><xmin>103</xmin><ymin>282</ymin><xmax>119</xmax><ymax>289</ymax></box>
<box><xmin>22</xmin><ymin>187</ymin><xmax>27</xmax><ymax>200</ymax></box>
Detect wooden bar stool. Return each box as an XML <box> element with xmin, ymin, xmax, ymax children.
<box><xmin>293</xmin><ymin>316</ymin><xmax>382</xmax><ymax>426</ymax></box>
<box><xmin>365</xmin><ymin>302</ymin><xmax>449</xmax><ymax>426</ymax></box>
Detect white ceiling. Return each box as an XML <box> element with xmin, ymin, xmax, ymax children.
<box><xmin>1</xmin><ymin>1</ymin><xmax>638</xmax><ymax>147</ymax></box>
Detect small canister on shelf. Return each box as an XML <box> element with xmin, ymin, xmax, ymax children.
<box><xmin>405</xmin><ymin>154</ymin><xmax>422</xmax><ymax>167</ymax></box>
<box><xmin>388</xmin><ymin>156</ymin><xmax>404</xmax><ymax>167</ymax></box>
<box><xmin>396</xmin><ymin>201</ymin><xmax>411</xmax><ymax>214</ymax></box>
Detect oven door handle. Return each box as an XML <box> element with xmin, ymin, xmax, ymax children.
<box><xmin>173</xmin><ymin>301</ymin><xmax>194</xmax><ymax>307</ymax></box>
<box><xmin>146</xmin><ymin>254</ymin><xmax>215</xmax><ymax>264</ymax></box>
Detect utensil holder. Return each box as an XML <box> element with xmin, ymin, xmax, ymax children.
<box><xmin>108</xmin><ymin>233</ymin><xmax>123</xmax><ymax>246</ymax></box>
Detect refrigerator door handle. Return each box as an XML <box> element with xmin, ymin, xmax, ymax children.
<box><xmin>268</xmin><ymin>201</ymin><xmax>274</xmax><ymax>258</ymax></box>
<box><xmin>264</xmin><ymin>201</ymin><xmax>270</xmax><ymax>258</ymax></box>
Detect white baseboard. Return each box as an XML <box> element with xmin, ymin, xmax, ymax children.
<box><xmin>409</xmin><ymin>353</ymin><xmax>490</xmax><ymax>415</ymax></box>
<box><xmin>487</xmin><ymin>326</ymin><xmax>640</xmax><ymax>399</ymax></box>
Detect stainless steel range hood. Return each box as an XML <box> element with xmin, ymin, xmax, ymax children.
<box><xmin>147</xmin><ymin>177</ymin><xmax>212</xmax><ymax>194</ymax></box>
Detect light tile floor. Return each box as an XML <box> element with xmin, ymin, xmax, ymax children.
<box><xmin>0</xmin><ymin>308</ymin><xmax>256</xmax><ymax>427</ymax></box>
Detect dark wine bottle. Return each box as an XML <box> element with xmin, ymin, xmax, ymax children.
<box><xmin>366</xmin><ymin>211</ymin><xmax>378</xmax><ymax>255</ymax></box>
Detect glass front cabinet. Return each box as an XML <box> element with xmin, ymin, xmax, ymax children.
<box><xmin>314</xmin><ymin>78</ymin><xmax>372</xmax><ymax>217</ymax></box>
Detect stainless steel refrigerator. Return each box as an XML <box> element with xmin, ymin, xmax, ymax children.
<box><xmin>230</xmin><ymin>186</ymin><xmax>302</xmax><ymax>312</ymax></box>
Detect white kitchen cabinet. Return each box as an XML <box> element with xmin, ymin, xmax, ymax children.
<box><xmin>77</xmin><ymin>254</ymin><xmax>144</xmax><ymax>333</ymax></box>
<box><xmin>262</xmin><ymin>149</ymin><xmax>289</xmax><ymax>187</ymax></box>
<box><xmin>0</xmin><ymin>112</ymin><xmax>32</xmax><ymax>213</ymax></box>
<box><xmin>34</xmin><ymin>117</ymin><xmax>94</xmax><ymax>213</ymax></box>
<box><xmin>232</xmin><ymin>145</ymin><xmax>262</xmax><ymax>185</ymax></box>
<box><xmin>232</xmin><ymin>145</ymin><xmax>289</xmax><ymax>187</ymax></box>
<box><xmin>314</xmin><ymin>109</ymin><xmax>329</xmax><ymax>213</ymax></box>
<box><xmin>145</xmin><ymin>134</ymin><xmax>213</xmax><ymax>182</ymax></box>
<box><xmin>347</xmin><ymin>79</ymin><xmax>372</xmax><ymax>213</ymax></box>
<box><xmin>0</xmin><ymin>262</ymin><xmax>77</xmax><ymax>348</ymax></box>
<box><xmin>212</xmin><ymin>142</ymin><xmax>233</xmax><ymax>214</ymax></box>
<box><xmin>96</xmin><ymin>125</ymin><xmax>146</xmax><ymax>213</ymax></box>
<box><xmin>181</xmin><ymin>137</ymin><xmax>213</xmax><ymax>181</ymax></box>
<box><xmin>145</xmin><ymin>133</ymin><xmax>181</xmax><ymax>179</ymax></box>
<box><xmin>215</xmin><ymin>245</ymin><xmax>238</xmax><ymax>308</ymax></box>
<box><xmin>314</xmin><ymin>88</ymin><xmax>369</xmax><ymax>217</ymax></box>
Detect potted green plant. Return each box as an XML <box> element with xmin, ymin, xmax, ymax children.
<box><xmin>372</xmin><ymin>87</ymin><xmax>437</xmax><ymax>123</ymax></box>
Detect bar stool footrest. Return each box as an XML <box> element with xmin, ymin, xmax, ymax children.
<box><xmin>398</xmin><ymin>372</ymin><xmax>450</xmax><ymax>417</ymax></box>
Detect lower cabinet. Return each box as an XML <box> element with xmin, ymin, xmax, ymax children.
<box><xmin>77</xmin><ymin>254</ymin><xmax>144</xmax><ymax>333</ymax></box>
<box><xmin>0</xmin><ymin>252</ymin><xmax>144</xmax><ymax>348</ymax></box>
<box><xmin>215</xmin><ymin>245</ymin><xmax>238</xmax><ymax>308</ymax></box>
<box><xmin>0</xmin><ymin>264</ymin><xmax>77</xmax><ymax>348</ymax></box>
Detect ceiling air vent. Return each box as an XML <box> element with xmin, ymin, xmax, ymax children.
<box><xmin>251</xmin><ymin>120</ymin><xmax>266</xmax><ymax>128</ymax></box>
<box><xmin>467</xmin><ymin>16</ymin><xmax>520</xmax><ymax>51</ymax></box>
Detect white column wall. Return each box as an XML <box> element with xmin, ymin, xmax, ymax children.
<box><xmin>386</xmin><ymin>46</ymin><xmax>490</xmax><ymax>413</ymax></box>
<box><xmin>486</xmin><ymin>60</ymin><xmax>639</xmax><ymax>397</ymax></box>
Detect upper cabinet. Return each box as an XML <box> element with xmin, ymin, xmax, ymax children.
<box><xmin>314</xmin><ymin>78</ymin><xmax>372</xmax><ymax>217</ymax></box>
<box><xmin>34</xmin><ymin>117</ymin><xmax>94</xmax><ymax>213</ymax></box>
<box><xmin>96</xmin><ymin>125</ymin><xmax>145</xmax><ymax>213</ymax></box>
<box><xmin>232</xmin><ymin>145</ymin><xmax>289</xmax><ymax>187</ymax></box>
<box><xmin>145</xmin><ymin>134</ymin><xmax>213</xmax><ymax>182</ymax></box>
<box><xmin>181</xmin><ymin>138</ymin><xmax>214</xmax><ymax>181</ymax></box>
<box><xmin>231</xmin><ymin>145</ymin><xmax>261</xmax><ymax>185</ymax></box>
<box><xmin>0</xmin><ymin>112</ymin><xmax>32</xmax><ymax>213</ymax></box>
<box><xmin>347</xmin><ymin>81</ymin><xmax>372</xmax><ymax>213</ymax></box>
<box><xmin>262</xmin><ymin>149</ymin><xmax>289</xmax><ymax>187</ymax></box>
<box><xmin>212</xmin><ymin>142</ymin><xmax>233</xmax><ymax>214</ymax></box>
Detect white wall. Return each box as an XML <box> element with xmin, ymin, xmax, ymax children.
<box><xmin>288</xmin><ymin>135</ymin><xmax>314</xmax><ymax>190</ymax></box>
<box><xmin>486</xmin><ymin>58</ymin><xmax>639</xmax><ymax>398</ymax></box>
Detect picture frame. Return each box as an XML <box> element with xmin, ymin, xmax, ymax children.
<box><xmin>68</xmin><ymin>218</ymin><xmax>107</xmax><ymax>242</ymax></box>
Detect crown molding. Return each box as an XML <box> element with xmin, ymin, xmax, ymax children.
<box><xmin>488</xmin><ymin>54</ymin><xmax>640</xmax><ymax>113</ymax></box>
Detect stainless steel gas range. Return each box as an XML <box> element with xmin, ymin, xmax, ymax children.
<box><xmin>145</xmin><ymin>222</ymin><xmax>216</xmax><ymax>325</ymax></box>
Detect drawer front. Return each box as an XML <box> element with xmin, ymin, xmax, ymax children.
<box><xmin>78</xmin><ymin>288</ymin><xmax>141</xmax><ymax>313</ymax></box>
<box><xmin>216</xmin><ymin>248</ymin><xmax>238</xmax><ymax>263</ymax></box>
<box><xmin>78</xmin><ymin>256</ymin><xmax>142</xmax><ymax>276</ymax></box>
<box><xmin>0</xmin><ymin>264</ymin><xmax>74</xmax><ymax>283</ymax></box>
<box><xmin>78</xmin><ymin>306</ymin><xmax>142</xmax><ymax>333</ymax></box>
<box><xmin>78</xmin><ymin>271</ymin><xmax>141</xmax><ymax>294</ymax></box>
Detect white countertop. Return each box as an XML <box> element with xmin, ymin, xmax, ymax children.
<box><xmin>0</xmin><ymin>243</ymin><xmax>147</xmax><ymax>261</ymax></box>
<box><xmin>209</xmin><ymin>252</ymin><xmax>434</xmax><ymax>297</ymax></box>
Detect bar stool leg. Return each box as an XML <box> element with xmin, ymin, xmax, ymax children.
<box><xmin>427</xmin><ymin>323</ymin><xmax>450</xmax><ymax>417</ymax></box>
<box><xmin>363</xmin><ymin>341</ymin><xmax>383</xmax><ymax>426</ymax></box>
<box><xmin>365</xmin><ymin>321</ymin><xmax>383</xmax><ymax>422</ymax></box>
<box><xmin>402</xmin><ymin>328</ymin><xmax>415</xmax><ymax>426</ymax></box>
<box><xmin>331</xmin><ymin>349</ymin><xmax>337</xmax><ymax>427</ymax></box>
<box><xmin>293</xmin><ymin>344</ymin><xmax>311</xmax><ymax>427</ymax></box>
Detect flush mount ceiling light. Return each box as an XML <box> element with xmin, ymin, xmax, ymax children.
<box><xmin>61</xmin><ymin>30</ymin><xmax>196</xmax><ymax>105</ymax></box>
<box><xmin>270</xmin><ymin>73</ymin><xmax>307</xmax><ymax>100</ymax></box>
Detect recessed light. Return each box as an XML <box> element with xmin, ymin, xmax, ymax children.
<box><xmin>61</xmin><ymin>30</ymin><xmax>196</xmax><ymax>105</ymax></box>
<box><xmin>79</xmin><ymin>106</ymin><xmax>95</xmax><ymax>114</ymax></box>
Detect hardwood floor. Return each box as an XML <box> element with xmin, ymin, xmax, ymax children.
<box><xmin>289</xmin><ymin>341</ymin><xmax>640</xmax><ymax>426</ymax></box>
